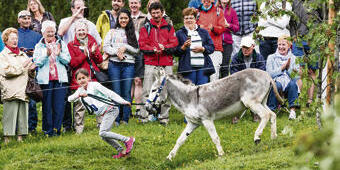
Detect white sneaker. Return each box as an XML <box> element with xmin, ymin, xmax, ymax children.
<box><xmin>289</xmin><ymin>110</ymin><xmax>296</xmax><ymax>120</ymax></box>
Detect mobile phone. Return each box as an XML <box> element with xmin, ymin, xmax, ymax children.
<box><xmin>187</xmin><ymin>35</ymin><xmax>191</xmax><ymax>40</ymax></box>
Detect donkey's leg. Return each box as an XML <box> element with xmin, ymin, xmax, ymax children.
<box><xmin>263</xmin><ymin>90</ymin><xmax>277</xmax><ymax>139</ymax></box>
<box><xmin>201</xmin><ymin>119</ymin><xmax>225</xmax><ymax>156</ymax></box>
<box><xmin>264</xmin><ymin>104</ymin><xmax>277</xmax><ymax>139</ymax></box>
<box><xmin>167</xmin><ymin>121</ymin><xmax>198</xmax><ymax>161</ymax></box>
<box><xmin>244</xmin><ymin>101</ymin><xmax>270</xmax><ymax>144</ymax></box>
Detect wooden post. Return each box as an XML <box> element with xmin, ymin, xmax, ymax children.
<box><xmin>326</xmin><ymin>0</ymin><xmax>335</xmax><ymax>105</ymax></box>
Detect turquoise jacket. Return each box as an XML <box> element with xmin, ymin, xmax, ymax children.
<box><xmin>33</xmin><ymin>36</ymin><xmax>70</xmax><ymax>85</ymax></box>
<box><xmin>0</xmin><ymin>31</ymin><xmax>4</xmax><ymax>52</ymax></box>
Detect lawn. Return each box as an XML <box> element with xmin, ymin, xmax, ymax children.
<box><xmin>0</xmin><ymin>105</ymin><xmax>320</xmax><ymax>169</ymax></box>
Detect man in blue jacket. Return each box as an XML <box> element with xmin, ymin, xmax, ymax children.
<box><xmin>230</xmin><ymin>36</ymin><xmax>265</xmax><ymax>123</ymax></box>
<box><xmin>17</xmin><ymin>10</ymin><xmax>42</xmax><ymax>133</ymax></box>
<box><xmin>230</xmin><ymin>36</ymin><xmax>265</xmax><ymax>74</ymax></box>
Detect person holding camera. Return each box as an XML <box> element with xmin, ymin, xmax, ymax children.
<box><xmin>17</xmin><ymin>10</ymin><xmax>42</xmax><ymax>134</ymax></box>
<box><xmin>175</xmin><ymin>8</ymin><xmax>215</xmax><ymax>85</ymax></box>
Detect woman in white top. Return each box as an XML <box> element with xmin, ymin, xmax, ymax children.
<box><xmin>104</xmin><ymin>8</ymin><xmax>139</xmax><ymax>126</ymax></box>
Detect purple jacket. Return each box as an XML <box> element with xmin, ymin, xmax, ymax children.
<box><xmin>222</xmin><ymin>5</ymin><xmax>239</xmax><ymax>44</ymax></box>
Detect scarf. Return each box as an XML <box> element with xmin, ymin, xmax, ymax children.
<box><xmin>78</xmin><ymin>36</ymin><xmax>89</xmax><ymax>46</ymax></box>
<box><xmin>6</xmin><ymin>45</ymin><xmax>20</xmax><ymax>55</ymax></box>
<box><xmin>201</xmin><ymin>4</ymin><xmax>213</xmax><ymax>12</ymax></box>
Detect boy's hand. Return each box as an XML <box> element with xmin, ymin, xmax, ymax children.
<box><xmin>125</xmin><ymin>102</ymin><xmax>132</xmax><ymax>107</ymax></box>
<box><xmin>79</xmin><ymin>93</ymin><xmax>88</xmax><ymax>97</ymax></box>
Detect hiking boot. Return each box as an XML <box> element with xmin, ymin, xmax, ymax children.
<box><xmin>124</xmin><ymin>137</ymin><xmax>135</xmax><ymax>154</ymax></box>
<box><xmin>112</xmin><ymin>152</ymin><xmax>127</xmax><ymax>159</ymax></box>
<box><xmin>289</xmin><ymin>110</ymin><xmax>296</xmax><ymax>120</ymax></box>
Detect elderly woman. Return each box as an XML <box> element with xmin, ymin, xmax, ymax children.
<box><xmin>0</xmin><ymin>28</ymin><xmax>36</xmax><ymax>143</ymax></box>
<box><xmin>266</xmin><ymin>35</ymin><xmax>300</xmax><ymax>120</ymax></box>
<box><xmin>104</xmin><ymin>8</ymin><xmax>139</xmax><ymax>125</ymax></box>
<box><xmin>27</xmin><ymin>0</ymin><xmax>55</xmax><ymax>34</ymax></box>
<box><xmin>175</xmin><ymin>8</ymin><xmax>215</xmax><ymax>85</ymax></box>
<box><xmin>67</xmin><ymin>19</ymin><xmax>103</xmax><ymax>134</ymax></box>
<box><xmin>33</xmin><ymin>21</ymin><xmax>70</xmax><ymax>136</ymax></box>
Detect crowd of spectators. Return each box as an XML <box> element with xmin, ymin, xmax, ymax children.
<box><xmin>0</xmin><ymin>0</ymin><xmax>318</xmax><ymax>143</ymax></box>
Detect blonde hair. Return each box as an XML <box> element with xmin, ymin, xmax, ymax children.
<box><xmin>2</xmin><ymin>28</ymin><xmax>18</xmax><ymax>43</ymax></box>
<box><xmin>27</xmin><ymin>0</ymin><xmax>45</xmax><ymax>15</ymax></box>
<box><xmin>278</xmin><ymin>35</ymin><xmax>292</xmax><ymax>46</ymax></box>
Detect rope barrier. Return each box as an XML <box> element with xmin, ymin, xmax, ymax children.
<box><xmin>13</xmin><ymin>60</ymin><xmax>268</xmax><ymax>93</ymax></box>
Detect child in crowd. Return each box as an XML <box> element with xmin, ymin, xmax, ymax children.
<box><xmin>68</xmin><ymin>68</ymin><xmax>135</xmax><ymax>159</ymax></box>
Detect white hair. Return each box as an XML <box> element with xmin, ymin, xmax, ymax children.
<box><xmin>41</xmin><ymin>20</ymin><xmax>56</xmax><ymax>33</ymax></box>
<box><xmin>74</xmin><ymin>19</ymin><xmax>89</xmax><ymax>31</ymax></box>
<box><xmin>129</xmin><ymin>0</ymin><xmax>141</xmax><ymax>3</ymax></box>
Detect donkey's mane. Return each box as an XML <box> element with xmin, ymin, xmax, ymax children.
<box><xmin>168</xmin><ymin>74</ymin><xmax>194</xmax><ymax>86</ymax></box>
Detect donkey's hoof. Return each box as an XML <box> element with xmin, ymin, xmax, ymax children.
<box><xmin>254</xmin><ymin>139</ymin><xmax>261</xmax><ymax>145</ymax></box>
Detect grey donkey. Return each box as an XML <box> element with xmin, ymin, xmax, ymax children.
<box><xmin>145</xmin><ymin>68</ymin><xmax>283</xmax><ymax>160</ymax></box>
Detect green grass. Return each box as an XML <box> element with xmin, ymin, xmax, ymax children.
<box><xmin>0</xmin><ymin>105</ymin><xmax>320</xmax><ymax>169</ymax></box>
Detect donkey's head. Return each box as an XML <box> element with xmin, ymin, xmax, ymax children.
<box><xmin>145</xmin><ymin>67</ymin><xmax>168</xmax><ymax>114</ymax></box>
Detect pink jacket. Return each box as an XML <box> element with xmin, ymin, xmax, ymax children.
<box><xmin>222</xmin><ymin>5</ymin><xmax>239</xmax><ymax>44</ymax></box>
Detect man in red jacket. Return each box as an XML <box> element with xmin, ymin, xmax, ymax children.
<box><xmin>138</xmin><ymin>2</ymin><xmax>178</xmax><ymax>125</ymax></box>
<box><xmin>197</xmin><ymin>0</ymin><xmax>225</xmax><ymax>81</ymax></box>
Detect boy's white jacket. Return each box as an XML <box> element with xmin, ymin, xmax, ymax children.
<box><xmin>68</xmin><ymin>81</ymin><xmax>128</xmax><ymax>116</ymax></box>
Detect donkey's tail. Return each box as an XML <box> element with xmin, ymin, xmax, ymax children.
<box><xmin>270</xmin><ymin>78</ymin><xmax>284</xmax><ymax>104</ymax></box>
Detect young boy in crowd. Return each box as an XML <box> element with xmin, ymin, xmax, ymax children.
<box><xmin>68</xmin><ymin>68</ymin><xmax>135</xmax><ymax>159</ymax></box>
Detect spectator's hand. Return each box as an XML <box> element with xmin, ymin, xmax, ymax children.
<box><xmin>73</xmin><ymin>6</ymin><xmax>86</xmax><ymax>18</ymax></box>
<box><xmin>91</xmin><ymin>44</ymin><xmax>97</xmax><ymax>54</ymax></box>
<box><xmin>28</xmin><ymin>62</ymin><xmax>37</xmax><ymax>70</ymax></box>
<box><xmin>225</xmin><ymin>21</ymin><xmax>230</xmax><ymax>28</ymax></box>
<box><xmin>158</xmin><ymin>44</ymin><xmax>165</xmax><ymax>51</ymax></box>
<box><xmin>125</xmin><ymin>102</ymin><xmax>132</xmax><ymax>107</ymax></box>
<box><xmin>181</xmin><ymin>39</ymin><xmax>191</xmax><ymax>50</ymax></box>
<box><xmin>117</xmin><ymin>52</ymin><xmax>125</xmax><ymax>61</ymax></box>
<box><xmin>102</xmin><ymin>53</ymin><xmax>109</xmax><ymax>60</ymax></box>
<box><xmin>192</xmin><ymin>46</ymin><xmax>205</xmax><ymax>53</ymax></box>
<box><xmin>281</xmin><ymin>58</ymin><xmax>291</xmax><ymax>71</ymax></box>
<box><xmin>47</xmin><ymin>47</ymin><xmax>52</xmax><ymax>56</ymax></box>
<box><xmin>55</xmin><ymin>43</ymin><xmax>61</xmax><ymax>56</ymax></box>
<box><xmin>118</xmin><ymin>46</ymin><xmax>126</xmax><ymax>54</ymax></box>
<box><xmin>23</xmin><ymin>58</ymin><xmax>33</xmax><ymax>68</ymax></box>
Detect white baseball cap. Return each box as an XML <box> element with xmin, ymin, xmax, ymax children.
<box><xmin>18</xmin><ymin>10</ymin><xmax>31</xmax><ymax>18</ymax></box>
<box><xmin>240</xmin><ymin>36</ymin><xmax>255</xmax><ymax>48</ymax></box>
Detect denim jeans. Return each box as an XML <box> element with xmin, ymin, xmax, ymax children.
<box><xmin>40</xmin><ymin>81</ymin><xmax>67</xmax><ymax>136</ymax></box>
<box><xmin>267</xmin><ymin>79</ymin><xmax>299</xmax><ymax>111</ymax></box>
<box><xmin>108</xmin><ymin>61</ymin><xmax>135</xmax><ymax>123</ymax></box>
<box><xmin>259</xmin><ymin>39</ymin><xmax>278</xmax><ymax>60</ymax></box>
<box><xmin>28</xmin><ymin>99</ymin><xmax>38</xmax><ymax>131</ymax></box>
<box><xmin>182</xmin><ymin>67</ymin><xmax>209</xmax><ymax>85</ymax></box>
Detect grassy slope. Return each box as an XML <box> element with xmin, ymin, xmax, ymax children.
<box><xmin>0</xmin><ymin>105</ymin><xmax>319</xmax><ymax>170</ymax></box>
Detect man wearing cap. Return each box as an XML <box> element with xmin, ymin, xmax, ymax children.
<box><xmin>230</xmin><ymin>36</ymin><xmax>265</xmax><ymax>123</ymax></box>
<box><xmin>230</xmin><ymin>36</ymin><xmax>265</xmax><ymax>74</ymax></box>
<box><xmin>17</xmin><ymin>10</ymin><xmax>42</xmax><ymax>133</ymax></box>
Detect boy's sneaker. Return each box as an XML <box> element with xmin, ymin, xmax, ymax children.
<box><xmin>112</xmin><ymin>152</ymin><xmax>126</xmax><ymax>159</ymax></box>
<box><xmin>289</xmin><ymin>110</ymin><xmax>296</xmax><ymax>120</ymax></box>
<box><xmin>124</xmin><ymin>137</ymin><xmax>135</xmax><ymax>154</ymax></box>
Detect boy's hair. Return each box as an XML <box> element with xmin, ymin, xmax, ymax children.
<box><xmin>148</xmin><ymin>2</ymin><xmax>163</xmax><ymax>13</ymax></box>
<box><xmin>75</xmin><ymin>68</ymin><xmax>89</xmax><ymax>79</ymax></box>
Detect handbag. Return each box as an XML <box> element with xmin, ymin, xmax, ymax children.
<box><xmin>25</xmin><ymin>76</ymin><xmax>43</xmax><ymax>102</ymax></box>
<box><xmin>84</xmin><ymin>48</ymin><xmax>109</xmax><ymax>83</ymax></box>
